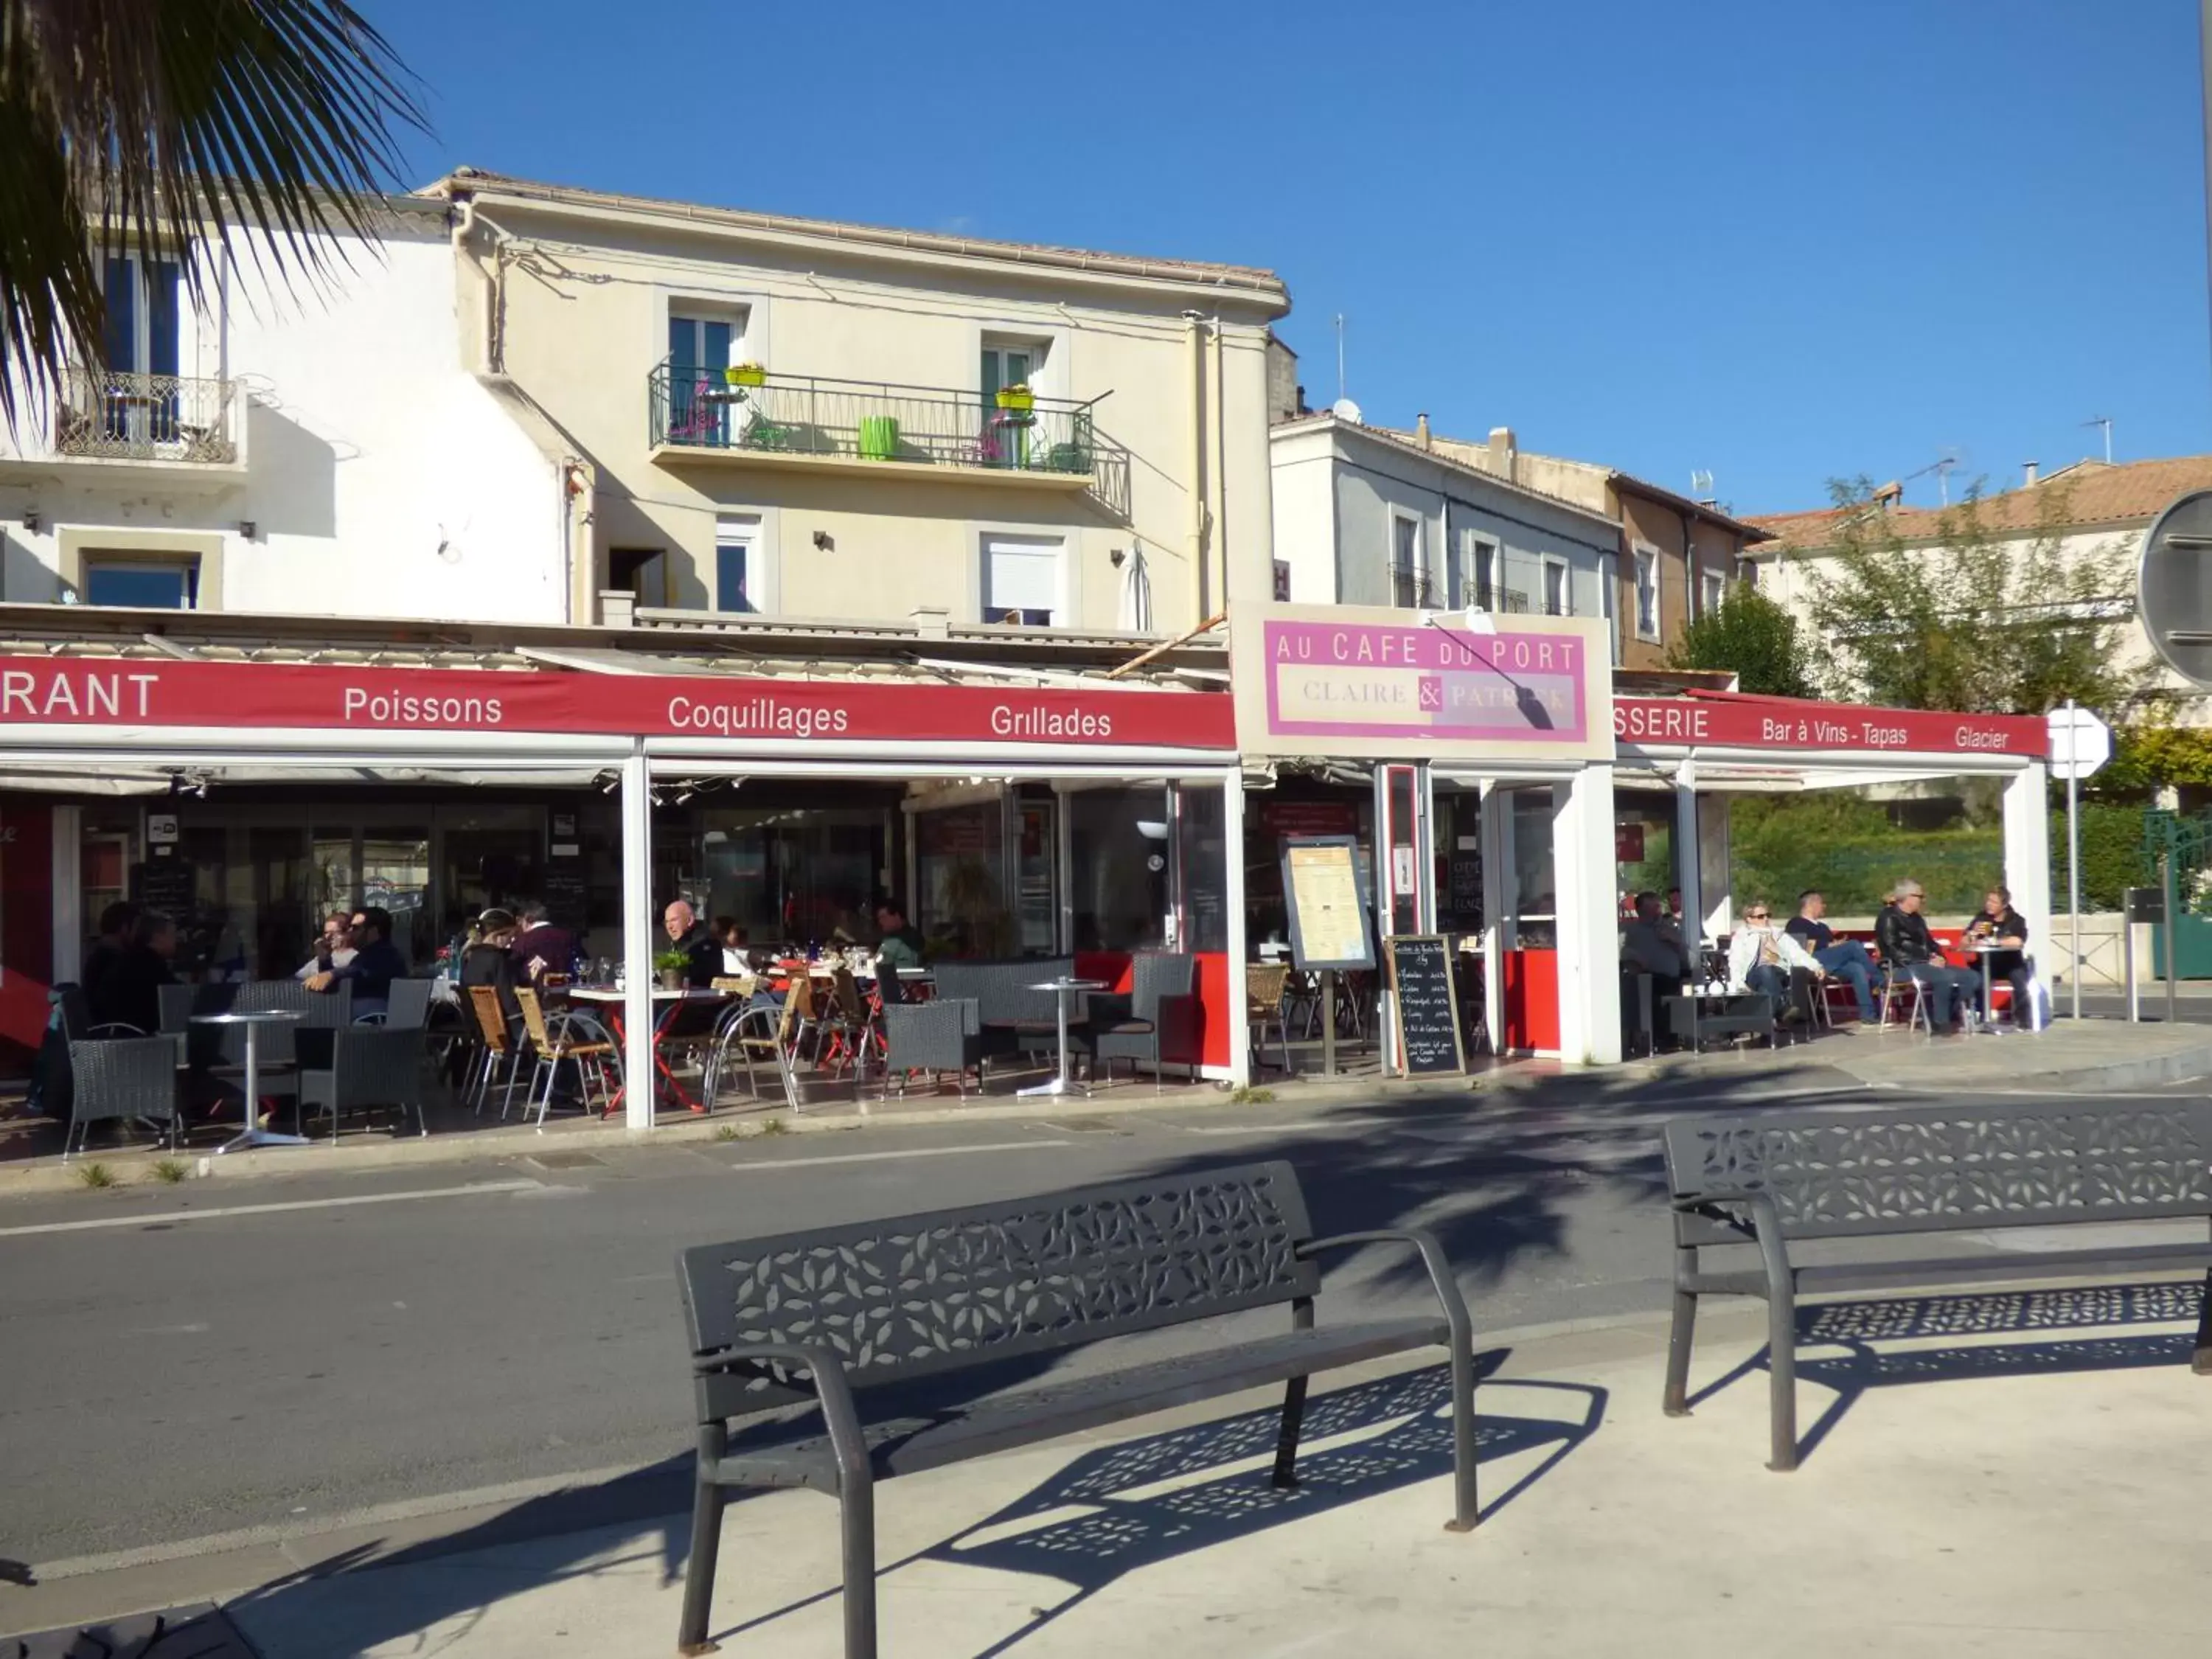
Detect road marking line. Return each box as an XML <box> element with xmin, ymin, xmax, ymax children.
<box><xmin>0</xmin><ymin>1179</ymin><xmax>543</xmax><ymax>1238</ymax></box>
<box><xmin>728</xmin><ymin>1139</ymin><xmax>1069</xmax><ymax>1171</ymax></box>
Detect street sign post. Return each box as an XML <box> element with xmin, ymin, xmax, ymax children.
<box><xmin>2048</xmin><ymin>702</ymin><xmax>2112</xmax><ymax>1022</ymax></box>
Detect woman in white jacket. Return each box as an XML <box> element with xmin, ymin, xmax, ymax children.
<box><xmin>1728</xmin><ymin>901</ymin><xmax>1826</xmax><ymax>1025</ymax></box>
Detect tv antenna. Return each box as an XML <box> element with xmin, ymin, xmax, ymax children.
<box><xmin>2081</xmin><ymin>415</ymin><xmax>2112</xmax><ymax>465</ymax></box>
<box><xmin>1690</xmin><ymin>469</ymin><xmax>1714</xmax><ymax>500</ymax></box>
<box><xmin>1902</xmin><ymin>450</ymin><xmax>1963</xmax><ymax>506</ymax></box>
<box><xmin>1334</xmin><ymin>313</ymin><xmax>1347</xmax><ymax>405</ymax></box>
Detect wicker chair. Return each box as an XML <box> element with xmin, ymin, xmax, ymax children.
<box><xmin>363</xmin><ymin>978</ymin><xmax>434</xmax><ymax>1031</ymax></box>
<box><xmin>64</xmin><ymin>1035</ymin><xmax>184</xmax><ymax>1159</ymax></box>
<box><xmin>1077</xmin><ymin>952</ymin><xmax>1200</xmax><ymax>1088</ymax></box>
<box><xmin>882</xmin><ymin>997</ymin><xmax>985</xmax><ymax>1099</ymax></box>
<box><xmin>514</xmin><ymin>986</ymin><xmax>618</xmax><ymax>1128</ymax></box>
<box><xmin>299</xmin><ymin>1025</ymin><xmax>428</xmax><ymax>1141</ymax></box>
<box><xmin>1246</xmin><ymin>961</ymin><xmax>1292</xmax><ymax>1075</ymax></box>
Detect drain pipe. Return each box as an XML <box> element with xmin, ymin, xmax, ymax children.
<box><xmin>1184</xmin><ymin>310</ymin><xmax>1208</xmax><ymax>620</ymax></box>
<box><xmin>1211</xmin><ymin>313</ymin><xmax>1229</xmax><ymax>616</ymax></box>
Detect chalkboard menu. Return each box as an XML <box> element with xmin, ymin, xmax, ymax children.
<box><xmin>542</xmin><ymin>864</ymin><xmax>589</xmax><ymax>935</ymax></box>
<box><xmin>133</xmin><ymin>855</ymin><xmax>197</xmax><ymax>919</ymax></box>
<box><xmin>1385</xmin><ymin>934</ymin><xmax>1467</xmax><ymax>1077</ymax></box>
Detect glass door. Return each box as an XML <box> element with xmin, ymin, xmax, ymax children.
<box><xmin>1015</xmin><ymin>793</ymin><xmax>1057</xmax><ymax>954</ymax></box>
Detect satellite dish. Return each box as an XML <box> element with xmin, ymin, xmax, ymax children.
<box><xmin>1330</xmin><ymin>397</ymin><xmax>1363</xmax><ymax>425</ymax></box>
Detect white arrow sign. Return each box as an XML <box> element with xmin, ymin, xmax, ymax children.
<box><xmin>2046</xmin><ymin>706</ymin><xmax>2111</xmax><ymax>781</ymax></box>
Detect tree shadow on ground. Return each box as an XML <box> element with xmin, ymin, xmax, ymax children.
<box><xmin>1686</xmin><ymin>1279</ymin><xmax>2210</xmax><ymax>1467</ymax></box>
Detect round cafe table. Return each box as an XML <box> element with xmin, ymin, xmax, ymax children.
<box><xmin>193</xmin><ymin>1009</ymin><xmax>306</xmax><ymax>1152</ymax></box>
<box><xmin>1018</xmin><ymin>978</ymin><xmax>1105</xmax><ymax>1099</ymax></box>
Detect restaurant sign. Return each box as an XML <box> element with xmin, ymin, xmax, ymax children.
<box><xmin>0</xmin><ymin>657</ymin><xmax>1236</xmax><ymax>751</ymax></box>
<box><xmin>1231</xmin><ymin>603</ymin><xmax>1613</xmax><ymax>762</ymax></box>
<box><xmin>1614</xmin><ymin>696</ymin><xmax>2049</xmax><ymax>758</ymax></box>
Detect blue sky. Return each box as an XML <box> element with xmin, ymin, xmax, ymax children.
<box><xmin>371</xmin><ymin>0</ymin><xmax>2211</xmax><ymax>515</ymax></box>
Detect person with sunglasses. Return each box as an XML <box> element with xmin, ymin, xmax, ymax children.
<box><xmin>1726</xmin><ymin>900</ymin><xmax>1824</xmax><ymax>1027</ymax></box>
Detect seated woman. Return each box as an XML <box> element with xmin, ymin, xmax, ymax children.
<box><xmin>1963</xmin><ymin>885</ymin><xmax>2035</xmax><ymax>1023</ymax></box>
<box><xmin>1726</xmin><ymin>901</ymin><xmax>1826</xmax><ymax>1026</ymax></box>
<box><xmin>459</xmin><ymin>908</ymin><xmax>524</xmax><ymax>1028</ymax></box>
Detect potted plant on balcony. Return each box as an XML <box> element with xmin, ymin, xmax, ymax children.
<box><xmin>994</xmin><ymin>381</ymin><xmax>1034</xmax><ymax>412</ymax></box>
<box><xmin>653</xmin><ymin>949</ymin><xmax>690</xmax><ymax>992</ymax></box>
<box><xmin>725</xmin><ymin>362</ymin><xmax>767</xmax><ymax>388</ymax></box>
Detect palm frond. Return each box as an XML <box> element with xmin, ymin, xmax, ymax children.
<box><xmin>0</xmin><ymin>0</ymin><xmax>427</xmax><ymax>427</ymax></box>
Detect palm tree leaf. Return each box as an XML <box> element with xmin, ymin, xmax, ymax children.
<box><xmin>0</xmin><ymin>0</ymin><xmax>427</xmax><ymax>428</ymax></box>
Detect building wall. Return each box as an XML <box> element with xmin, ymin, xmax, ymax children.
<box><xmin>469</xmin><ymin>198</ymin><xmax>1284</xmax><ymax>634</ymax></box>
<box><xmin>0</xmin><ymin>218</ymin><xmax>570</xmax><ymax>622</ymax></box>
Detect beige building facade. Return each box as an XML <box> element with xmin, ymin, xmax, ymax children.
<box><xmin>429</xmin><ymin>170</ymin><xmax>1290</xmax><ymax>636</ymax></box>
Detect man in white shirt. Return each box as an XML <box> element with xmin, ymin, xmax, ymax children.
<box><xmin>1727</xmin><ymin>900</ymin><xmax>1825</xmax><ymax>1025</ymax></box>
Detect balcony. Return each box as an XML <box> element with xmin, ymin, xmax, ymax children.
<box><xmin>647</xmin><ymin>364</ymin><xmax>1130</xmax><ymax>513</ymax></box>
<box><xmin>0</xmin><ymin>367</ymin><xmax>246</xmax><ymax>488</ymax></box>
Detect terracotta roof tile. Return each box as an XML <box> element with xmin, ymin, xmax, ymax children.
<box><xmin>1748</xmin><ymin>454</ymin><xmax>2212</xmax><ymax>552</ymax></box>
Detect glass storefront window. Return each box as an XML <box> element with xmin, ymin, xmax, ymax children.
<box><xmin>1511</xmin><ymin>787</ymin><xmax>1557</xmax><ymax>944</ymax></box>
<box><xmin>915</xmin><ymin>799</ymin><xmax>1011</xmax><ymax>957</ymax></box>
<box><xmin>361</xmin><ymin>829</ymin><xmax>432</xmax><ymax>964</ymax></box>
<box><xmin>697</xmin><ymin>805</ymin><xmax>886</xmax><ymax>950</ymax></box>
<box><xmin>1068</xmin><ymin>785</ymin><xmax>1169</xmax><ymax>952</ymax></box>
<box><xmin>1175</xmin><ymin>782</ymin><xmax>1228</xmax><ymax>953</ymax></box>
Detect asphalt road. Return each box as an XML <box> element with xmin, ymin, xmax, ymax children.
<box><xmin>0</xmin><ymin>1067</ymin><xmax>2195</xmax><ymax>1574</ymax></box>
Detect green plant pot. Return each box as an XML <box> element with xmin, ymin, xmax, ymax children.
<box><xmin>858</xmin><ymin>414</ymin><xmax>900</xmax><ymax>460</ymax></box>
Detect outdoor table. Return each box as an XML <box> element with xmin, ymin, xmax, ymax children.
<box><xmin>194</xmin><ymin>1009</ymin><xmax>306</xmax><ymax>1152</ymax></box>
<box><xmin>1959</xmin><ymin>942</ymin><xmax>2011</xmax><ymax>1033</ymax></box>
<box><xmin>1018</xmin><ymin>978</ymin><xmax>1105</xmax><ymax>1099</ymax></box>
<box><xmin>566</xmin><ymin>987</ymin><xmax>733</xmax><ymax>1114</ymax></box>
<box><xmin>1663</xmin><ymin>987</ymin><xmax>1774</xmax><ymax>1051</ymax></box>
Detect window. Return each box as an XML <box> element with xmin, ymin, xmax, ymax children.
<box><xmin>1391</xmin><ymin>512</ymin><xmax>1426</xmax><ymax>608</ymax></box>
<box><xmin>1599</xmin><ymin>552</ymin><xmax>1621</xmax><ymax>666</ymax></box>
<box><xmin>1450</xmin><ymin>528</ymin><xmax>1498</xmax><ymax>611</ymax></box>
<box><xmin>1634</xmin><ymin>546</ymin><xmax>1661</xmax><ymax>641</ymax></box>
<box><xmin>1701</xmin><ymin>568</ymin><xmax>1728</xmax><ymax>618</ymax></box>
<box><xmin>82</xmin><ymin>556</ymin><xmax>196</xmax><ymax>609</ymax></box>
<box><xmin>102</xmin><ymin>255</ymin><xmax>181</xmax><ymax>378</ymax></box>
<box><xmin>1541</xmin><ymin>555</ymin><xmax>1570</xmax><ymax>617</ymax></box>
<box><xmin>715</xmin><ymin>516</ymin><xmax>759</xmax><ymax>613</ymax></box>
<box><xmin>982</xmin><ymin>533</ymin><xmax>1063</xmax><ymax>627</ymax></box>
<box><xmin>669</xmin><ymin>310</ymin><xmax>745</xmax><ymax>442</ymax></box>
<box><xmin>981</xmin><ymin>341</ymin><xmax>1040</xmax><ymax>399</ymax></box>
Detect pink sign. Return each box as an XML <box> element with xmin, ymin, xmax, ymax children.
<box><xmin>1261</xmin><ymin>620</ymin><xmax>1589</xmax><ymax>744</ymax></box>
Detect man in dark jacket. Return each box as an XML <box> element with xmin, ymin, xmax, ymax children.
<box><xmin>1964</xmin><ymin>885</ymin><xmax>2035</xmax><ymax>1021</ymax></box>
<box><xmin>307</xmin><ymin>905</ymin><xmax>406</xmax><ymax>1018</ymax></box>
<box><xmin>509</xmin><ymin>901</ymin><xmax>578</xmax><ymax>984</ymax></box>
<box><xmin>1875</xmin><ymin>880</ymin><xmax>1978</xmax><ymax>1032</ymax></box>
<box><xmin>662</xmin><ymin>900</ymin><xmax>722</xmax><ymax>988</ymax></box>
<box><xmin>81</xmin><ymin>900</ymin><xmax>142</xmax><ymax>1027</ymax></box>
<box><xmin>102</xmin><ymin>911</ymin><xmax>178</xmax><ymax>1035</ymax></box>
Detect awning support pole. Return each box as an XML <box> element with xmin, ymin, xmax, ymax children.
<box><xmin>620</xmin><ymin>744</ymin><xmax>655</xmax><ymax>1133</ymax></box>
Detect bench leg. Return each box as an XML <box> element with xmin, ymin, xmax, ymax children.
<box><xmin>677</xmin><ymin>1426</ymin><xmax>728</xmax><ymax>1656</ymax></box>
<box><xmin>840</xmin><ymin>1468</ymin><xmax>879</xmax><ymax>1659</ymax></box>
<box><xmin>2194</xmin><ymin>1267</ymin><xmax>2212</xmax><ymax>1377</ymax></box>
<box><xmin>1767</xmin><ymin>1286</ymin><xmax>1799</xmax><ymax>1472</ymax></box>
<box><xmin>1272</xmin><ymin>1374</ymin><xmax>1309</xmax><ymax>1490</ymax></box>
<box><xmin>1663</xmin><ymin>1284</ymin><xmax>1697</xmax><ymax>1416</ymax></box>
<box><xmin>1444</xmin><ymin>1330</ymin><xmax>1479</xmax><ymax>1531</ymax></box>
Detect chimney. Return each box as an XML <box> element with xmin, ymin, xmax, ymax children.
<box><xmin>1416</xmin><ymin>412</ymin><xmax>1432</xmax><ymax>450</ymax></box>
<box><xmin>1486</xmin><ymin>425</ymin><xmax>1517</xmax><ymax>482</ymax></box>
<box><xmin>2023</xmin><ymin>460</ymin><xmax>2039</xmax><ymax>487</ymax></box>
<box><xmin>1872</xmin><ymin>480</ymin><xmax>1904</xmax><ymax>509</ymax></box>
<box><xmin>910</xmin><ymin>605</ymin><xmax>950</xmax><ymax>639</ymax></box>
<box><xmin>598</xmin><ymin>588</ymin><xmax>636</xmax><ymax>628</ymax></box>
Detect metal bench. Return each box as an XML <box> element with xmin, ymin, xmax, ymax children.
<box><xmin>1663</xmin><ymin>1100</ymin><xmax>2212</xmax><ymax>1471</ymax></box>
<box><xmin>674</xmin><ymin>1159</ymin><xmax>1478</xmax><ymax>1658</ymax></box>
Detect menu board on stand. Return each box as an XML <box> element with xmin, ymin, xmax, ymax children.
<box><xmin>1280</xmin><ymin>835</ymin><xmax>1375</xmax><ymax>1078</ymax></box>
<box><xmin>1383</xmin><ymin>934</ymin><xmax>1467</xmax><ymax>1078</ymax></box>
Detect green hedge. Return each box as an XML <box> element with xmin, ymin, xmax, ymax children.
<box><xmin>1721</xmin><ymin>796</ymin><xmax>2149</xmax><ymax>915</ymax></box>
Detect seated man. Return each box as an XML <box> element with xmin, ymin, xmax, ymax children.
<box><xmin>1728</xmin><ymin>901</ymin><xmax>1824</xmax><ymax>1024</ymax></box>
<box><xmin>1784</xmin><ymin>888</ymin><xmax>1875</xmax><ymax>1023</ymax></box>
<box><xmin>873</xmin><ymin>900</ymin><xmax>925</xmax><ymax>974</ymax></box>
<box><xmin>508</xmin><ymin>900</ymin><xmax>577</xmax><ymax>984</ymax></box>
<box><xmin>306</xmin><ymin>905</ymin><xmax>406</xmax><ymax>1019</ymax></box>
<box><xmin>1964</xmin><ymin>884</ymin><xmax>2035</xmax><ymax>1021</ymax></box>
<box><xmin>1620</xmin><ymin>891</ymin><xmax>1690</xmax><ymax>1046</ymax></box>
<box><xmin>1874</xmin><ymin>880</ymin><xmax>1978</xmax><ymax>1034</ymax></box>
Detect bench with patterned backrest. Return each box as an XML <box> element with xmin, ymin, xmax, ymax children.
<box><xmin>1663</xmin><ymin>1100</ymin><xmax>2212</xmax><ymax>1472</ymax></box>
<box><xmin>674</xmin><ymin>1159</ymin><xmax>1479</xmax><ymax>1659</ymax></box>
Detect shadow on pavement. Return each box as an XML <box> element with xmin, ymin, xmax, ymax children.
<box><xmin>1686</xmin><ymin>1279</ymin><xmax>2210</xmax><ymax>1467</ymax></box>
<box><xmin>710</xmin><ymin>1357</ymin><xmax>1606</xmax><ymax>1656</ymax></box>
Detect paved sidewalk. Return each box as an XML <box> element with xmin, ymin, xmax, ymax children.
<box><xmin>21</xmin><ymin>1283</ymin><xmax>2207</xmax><ymax>1658</ymax></box>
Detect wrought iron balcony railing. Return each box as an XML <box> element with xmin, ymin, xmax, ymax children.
<box><xmin>54</xmin><ymin>368</ymin><xmax>238</xmax><ymax>463</ymax></box>
<box><xmin>648</xmin><ymin>364</ymin><xmax>1127</xmax><ymax>497</ymax></box>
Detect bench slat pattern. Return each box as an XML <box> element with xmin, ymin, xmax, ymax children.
<box><xmin>681</xmin><ymin>1161</ymin><xmax>1318</xmax><ymax>1411</ymax></box>
<box><xmin>1666</xmin><ymin>1101</ymin><xmax>2212</xmax><ymax>1245</ymax></box>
